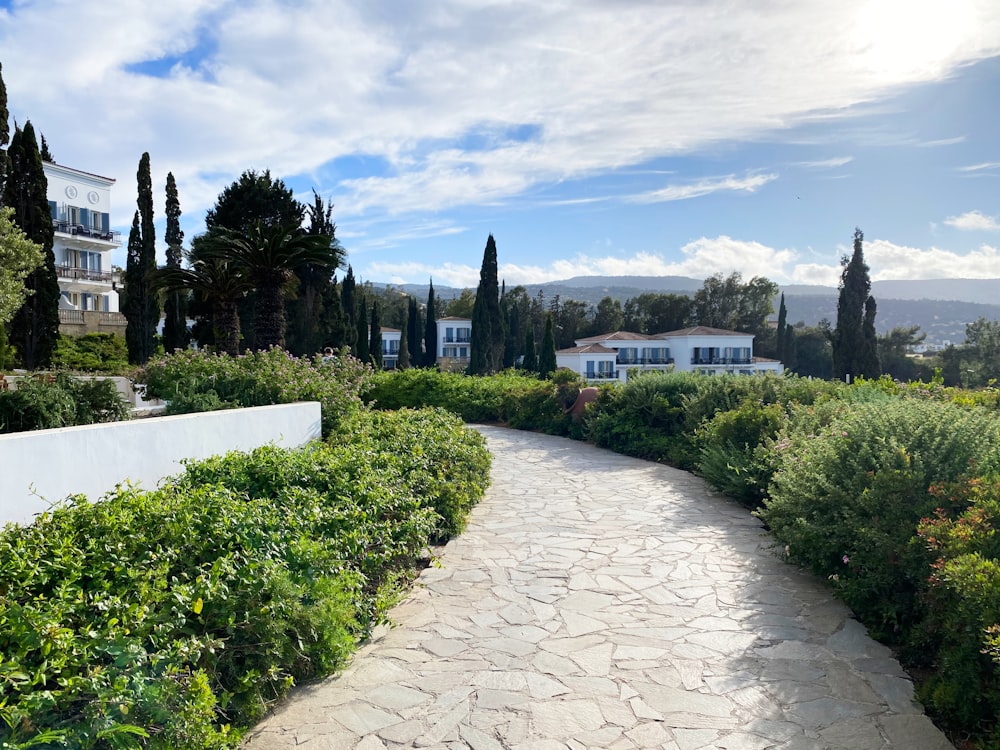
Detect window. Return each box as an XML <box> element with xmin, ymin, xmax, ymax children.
<box><xmin>586</xmin><ymin>360</ymin><xmax>595</xmax><ymax>378</ymax></box>
<box><xmin>598</xmin><ymin>360</ymin><xmax>614</xmax><ymax>377</ymax></box>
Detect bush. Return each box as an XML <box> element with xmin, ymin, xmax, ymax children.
<box><xmin>0</xmin><ymin>373</ymin><xmax>131</xmax><ymax>433</ymax></box>
<box><xmin>52</xmin><ymin>333</ymin><xmax>131</xmax><ymax>374</ymax></box>
<box><xmin>759</xmin><ymin>398</ymin><xmax>1000</xmax><ymax>640</ymax></box>
<box><xmin>138</xmin><ymin>348</ymin><xmax>370</xmax><ymax>436</ymax></box>
<box><xmin>0</xmin><ymin>409</ymin><xmax>491</xmax><ymax>748</ymax></box>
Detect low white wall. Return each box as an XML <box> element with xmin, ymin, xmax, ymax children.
<box><xmin>0</xmin><ymin>402</ymin><xmax>322</xmax><ymax>527</ymax></box>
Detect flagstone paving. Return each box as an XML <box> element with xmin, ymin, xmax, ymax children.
<box><xmin>243</xmin><ymin>426</ymin><xmax>953</xmax><ymax>750</ymax></box>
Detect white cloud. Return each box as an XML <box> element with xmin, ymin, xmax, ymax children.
<box><xmin>958</xmin><ymin>162</ymin><xmax>1000</xmax><ymax>172</ymax></box>
<box><xmin>944</xmin><ymin>210</ymin><xmax>1000</xmax><ymax>231</ymax></box>
<box><xmin>627</xmin><ymin>173</ymin><xmax>778</xmax><ymax>204</ymax></box>
<box><xmin>864</xmin><ymin>239</ymin><xmax>1000</xmax><ymax>279</ymax></box>
<box><xmin>796</xmin><ymin>156</ymin><xmax>854</xmax><ymax>169</ymax></box>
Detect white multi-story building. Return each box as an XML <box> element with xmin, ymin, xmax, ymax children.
<box><xmin>558</xmin><ymin>326</ymin><xmax>783</xmax><ymax>382</ymax></box>
<box><xmin>44</xmin><ymin>162</ymin><xmax>126</xmax><ymax>336</ymax></box>
<box><xmin>435</xmin><ymin>316</ymin><xmax>472</xmax><ymax>372</ymax></box>
<box><xmin>381</xmin><ymin>327</ymin><xmax>401</xmax><ymax>368</ymax></box>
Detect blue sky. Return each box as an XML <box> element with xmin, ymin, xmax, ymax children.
<box><xmin>1</xmin><ymin>0</ymin><xmax>999</xmax><ymax>288</ymax></box>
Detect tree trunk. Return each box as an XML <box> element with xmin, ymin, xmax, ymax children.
<box><xmin>254</xmin><ymin>280</ymin><xmax>286</xmax><ymax>350</ymax></box>
<box><xmin>214</xmin><ymin>300</ymin><xmax>241</xmax><ymax>356</ymax></box>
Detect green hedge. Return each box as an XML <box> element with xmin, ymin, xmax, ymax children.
<box><xmin>138</xmin><ymin>348</ymin><xmax>371</xmax><ymax>437</ymax></box>
<box><xmin>0</xmin><ymin>409</ymin><xmax>490</xmax><ymax>748</ymax></box>
<box><xmin>0</xmin><ymin>373</ymin><xmax>132</xmax><ymax>433</ymax></box>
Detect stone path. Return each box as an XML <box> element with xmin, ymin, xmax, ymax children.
<box><xmin>243</xmin><ymin>426</ymin><xmax>953</xmax><ymax>750</ymax></box>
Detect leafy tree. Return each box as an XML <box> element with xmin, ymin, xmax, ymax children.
<box><xmin>406</xmin><ymin>296</ymin><xmax>421</xmax><ymax>365</ymax></box>
<box><xmin>423</xmin><ymin>280</ymin><xmax>437</xmax><ymax>367</ymax></box>
<box><xmin>592</xmin><ymin>295</ymin><xmax>624</xmax><ymax>335</ymax></box>
<box><xmin>623</xmin><ymin>292</ymin><xmax>690</xmax><ymax>334</ymax></box>
<box><xmin>832</xmin><ymin>228</ymin><xmax>880</xmax><ymax>381</ymax></box>
<box><xmin>0</xmin><ymin>206</ymin><xmax>43</xmax><ymax>325</ymax></box>
<box><xmin>790</xmin><ymin>325</ymin><xmax>833</xmax><ymax>379</ymax></box>
<box><xmin>5</xmin><ymin>122</ymin><xmax>59</xmax><ymax>369</ymax></box>
<box><xmin>468</xmin><ymin>234</ymin><xmax>504</xmax><ymax>374</ymax></box>
<box><xmin>149</xmin><ymin>238</ymin><xmax>252</xmax><ymax>356</ymax></box>
<box><xmin>501</xmin><ymin>285</ymin><xmax>524</xmax><ymax>368</ymax></box>
<box><xmin>538</xmin><ymin>314</ymin><xmax>557</xmax><ymax>378</ymax></box>
<box><xmin>556</xmin><ymin>299</ymin><xmax>590</xmax><ymax>349</ymax></box>
<box><xmin>198</xmin><ymin>222</ymin><xmax>343</xmax><ymax>350</ymax></box>
<box><xmin>444</xmin><ymin>289</ymin><xmax>476</xmax><ymax>319</ymax></box>
<box><xmin>205</xmin><ymin>169</ymin><xmax>303</xmax><ymax>234</ymax></box>
<box><xmin>691</xmin><ymin>272</ymin><xmax>777</xmax><ymax>336</ymax></box>
<box><xmin>878</xmin><ymin>326</ymin><xmax>931</xmax><ymax>382</ymax></box>
<box><xmin>369</xmin><ymin>300</ymin><xmax>383</xmax><ymax>368</ymax></box>
<box><xmin>522</xmin><ymin>327</ymin><xmax>537</xmax><ymax>373</ymax></box>
<box><xmin>782</xmin><ymin>323</ymin><xmax>797</xmax><ymax>371</ymax></box>
<box><xmin>122</xmin><ymin>152</ymin><xmax>159</xmax><ymax>364</ymax></box>
<box><xmin>161</xmin><ymin>171</ymin><xmax>189</xmax><ymax>352</ymax></box>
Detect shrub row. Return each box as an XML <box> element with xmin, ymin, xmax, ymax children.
<box><xmin>0</xmin><ymin>408</ymin><xmax>490</xmax><ymax>749</ymax></box>
<box><xmin>138</xmin><ymin>348</ymin><xmax>371</xmax><ymax>437</ymax></box>
<box><xmin>0</xmin><ymin>373</ymin><xmax>132</xmax><ymax>433</ymax></box>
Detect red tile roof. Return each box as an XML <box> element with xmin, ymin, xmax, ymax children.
<box><xmin>576</xmin><ymin>331</ymin><xmax>656</xmax><ymax>343</ymax></box>
<box><xmin>654</xmin><ymin>326</ymin><xmax>753</xmax><ymax>337</ymax></box>
<box><xmin>557</xmin><ymin>343</ymin><xmax>618</xmax><ymax>354</ymax></box>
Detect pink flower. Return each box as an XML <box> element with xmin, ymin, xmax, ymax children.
<box><xmin>842</xmin><ymin>555</ymin><xmax>850</xmax><ymax>564</ymax></box>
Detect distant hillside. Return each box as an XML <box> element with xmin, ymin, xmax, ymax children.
<box><xmin>375</xmin><ymin>276</ymin><xmax>1000</xmax><ymax>347</ymax></box>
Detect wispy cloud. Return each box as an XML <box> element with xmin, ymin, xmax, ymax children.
<box><xmin>796</xmin><ymin>156</ymin><xmax>854</xmax><ymax>169</ymax></box>
<box><xmin>627</xmin><ymin>173</ymin><xmax>778</xmax><ymax>204</ymax></box>
<box><xmin>944</xmin><ymin>210</ymin><xmax>1000</xmax><ymax>231</ymax></box>
<box><xmin>958</xmin><ymin>162</ymin><xmax>1000</xmax><ymax>172</ymax></box>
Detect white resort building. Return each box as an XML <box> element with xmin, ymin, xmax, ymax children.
<box><xmin>380</xmin><ymin>327</ymin><xmax>401</xmax><ymax>369</ymax></box>
<box><xmin>435</xmin><ymin>317</ymin><xmax>472</xmax><ymax>372</ymax></box>
<box><xmin>44</xmin><ymin>161</ymin><xmax>126</xmax><ymax>337</ymax></box>
<box><xmin>557</xmin><ymin>326</ymin><xmax>783</xmax><ymax>382</ymax></box>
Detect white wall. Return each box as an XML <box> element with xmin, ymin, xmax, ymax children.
<box><xmin>0</xmin><ymin>402</ymin><xmax>322</xmax><ymax>526</ymax></box>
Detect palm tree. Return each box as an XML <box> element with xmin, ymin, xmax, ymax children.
<box><xmin>198</xmin><ymin>222</ymin><xmax>344</xmax><ymax>350</ymax></box>
<box><xmin>149</xmin><ymin>240</ymin><xmax>253</xmax><ymax>356</ymax></box>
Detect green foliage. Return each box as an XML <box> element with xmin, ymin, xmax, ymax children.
<box><xmin>53</xmin><ymin>333</ymin><xmax>131</xmax><ymax>374</ymax></box>
<box><xmin>760</xmin><ymin>398</ymin><xmax>1000</xmax><ymax>639</ymax></box>
<box><xmin>0</xmin><ymin>205</ymin><xmax>44</xmax><ymax>326</ymax></box>
<box><xmin>138</xmin><ymin>348</ymin><xmax>370</xmax><ymax>437</ymax></box>
<box><xmin>0</xmin><ymin>373</ymin><xmax>131</xmax><ymax>433</ymax></box>
<box><xmin>468</xmin><ymin>234</ymin><xmax>503</xmax><ymax>375</ymax></box>
<box><xmin>122</xmin><ymin>153</ymin><xmax>160</xmax><ymax>366</ymax></box>
<box><xmin>0</xmin><ymin>409</ymin><xmax>490</xmax><ymax>748</ymax></box>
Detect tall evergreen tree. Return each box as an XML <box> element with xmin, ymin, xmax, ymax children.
<box><xmin>122</xmin><ymin>152</ymin><xmax>159</xmax><ymax>364</ymax></box>
<box><xmin>406</xmin><ymin>296</ymin><xmax>421</xmax><ymax>365</ymax></box>
<box><xmin>859</xmin><ymin>295</ymin><xmax>881</xmax><ymax>377</ymax></box>
<box><xmin>522</xmin><ymin>327</ymin><xmax>537</xmax><ymax>373</ymax></box>
<box><xmin>320</xmin><ymin>277</ymin><xmax>351</xmax><ymax>350</ymax></box>
<box><xmin>355</xmin><ymin>296</ymin><xmax>369</xmax><ymax>363</ymax></box>
<box><xmin>775</xmin><ymin>293</ymin><xmax>787</xmax><ymax>363</ymax></box>
<box><xmin>538</xmin><ymin>314</ymin><xmax>557</xmax><ymax>378</ymax></box>
<box><xmin>162</xmin><ymin>171</ymin><xmax>189</xmax><ymax>352</ymax></box>
<box><xmin>369</xmin><ymin>300</ymin><xmax>383</xmax><ymax>368</ymax></box>
<box><xmin>832</xmin><ymin>228</ymin><xmax>880</xmax><ymax>381</ymax></box>
<box><xmin>39</xmin><ymin>134</ymin><xmax>53</xmax><ymax>163</ymax></box>
<box><xmin>398</xmin><ymin>324</ymin><xmax>410</xmax><ymax>369</ymax></box>
<box><xmin>4</xmin><ymin>122</ymin><xmax>59</xmax><ymax>369</ymax></box>
<box><xmin>0</xmin><ymin>62</ymin><xmax>9</xmax><ymax>198</ymax></box>
<box><xmin>424</xmin><ymin>280</ymin><xmax>437</xmax><ymax>367</ymax></box>
<box><xmin>468</xmin><ymin>234</ymin><xmax>504</xmax><ymax>374</ymax></box>
<box><xmin>341</xmin><ymin>266</ymin><xmax>358</xmax><ymax>353</ymax></box>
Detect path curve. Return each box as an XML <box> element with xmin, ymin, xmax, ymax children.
<box><xmin>244</xmin><ymin>426</ymin><xmax>953</xmax><ymax>750</ymax></box>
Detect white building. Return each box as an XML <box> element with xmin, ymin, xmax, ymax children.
<box><xmin>558</xmin><ymin>326</ymin><xmax>783</xmax><ymax>382</ymax></box>
<box><xmin>435</xmin><ymin>316</ymin><xmax>472</xmax><ymax>372</ymax></box>
<box><xmin>44</xmin><ymin>162</ymin><xmax>126</xmax><ymax>336</ymax></box>
<box><xmin>381</xmin><ymin>327</ymin><xmax>401</xmax><ymax>369</ymax></box>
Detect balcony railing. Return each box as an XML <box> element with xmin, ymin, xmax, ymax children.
<box><xmin>584</xmin><ymin>371</ymin><xmax>618</xmax><ymax>380</ymax></box>
<box><xmin>56</xmin><ymin>265</ymin><xmax>117</xmax><ymax>284</ymax></box>
<box><xmin>54</xmin><ymin>221</ymin><xmax>122</xmax><ymax>245</ymax></box>
<box><xmin>617</xmin><ymin>356</ymin><xmax>674</xmax><ymax>366</ymax></box>
<box><xmin>691</xmin><ymin>357</ymin><xmax>752</xmax><ymax>366</ymax></box>
<box><xmin>59</xmin><ymin>310</ymin><xmax>127</xmax><ymax>328</ymax></box>
<box><xmin>443</xmin><ymin>336</ymin><xmax>471</xmax><ymax>343</ymax></box>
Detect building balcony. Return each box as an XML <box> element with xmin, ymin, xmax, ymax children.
<box><xmin>54</xmin><ymin>221</ymin><xmax>122</xmax><ymax>245</ymax></box>
<box><xmin>443</xmin><ymin>336</ymin><xmax>471</xmax><ymax>343</ymax></box>
<box><xmin>56</xmin><ymin>265</ymin><xmax>118</xmax><ymax>285</ymax></box>
<box><xmin>58</xmin><ymin>310</ymin><xmax>127</xmax><ymax>336</ymax></box>
<box><xmin>617</xmin><ymin>357</ymin><xmax>674</xmax><ymax>366</ymax></box>
<box><xmin>690</xmin><ymin>357</ymin><xmax>752</xmax><ymax>366</ymax></box>
<box><xmin>584</xmin><ymin>371</ymin><xmax>618</xmax><ymax>380</ymax></box>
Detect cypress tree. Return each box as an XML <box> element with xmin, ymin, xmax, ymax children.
<box><xmin>522</xmin><ymin>327</ymin><xmax>537</xmax><ymax>373</ymax></box>
<box><xmin>341</xmin><ymin>266</ymin><xmax>358</xmax><ymax>353</ymax></box>
<box><xmin>122</xmin><ymin>152</ymin><xmax>159</xmax><ymax>364</ymax></box>
<box><xmin>39</xmin><ymin>134</ymin><xmax>53</xmax><ymax>163</ymax></box>
<box><xmin>832</xmin><ymin>228</ymin><xmax>879</xmax><ymax>381</ymax></box>
<box><xmin>355</xmin><ymin>296</ymin><xmax>369</xmax><ymax>363</ymax></box>
<box><xmin>398</xmin><ymin>324</ymin><xmax>410</xmax><ymax>369</ymax></box>
<box><xmin>4</xmin><ymin>122</ymin><xmax>59</xmax><ymax>369</ymax></box>
<box><xmin>859</xmin><ymin>296</ymin><xmax>881</xmax><ymax>377</ymax></box>
<box><xmin>162</xmin><ymin>171</ymin><xmax>189</xmax><ymax>352</ymax></box>
<box><xmin>423</xmin><ymin>279</ymin><xmax>437</xmax><ymax>367</ymax></box>
<box><xmin>468</xmin><ymin>234</ymin><xmax>504</xmax><ymax>374</ymax></box>
<box><xmin>369</xmin><ymin>300</ymin><xmax>383</xmax><ymax>368</ymax></box>
<box><xmin>775</xmin><ymin>293</ymin><xmax>787</xmax><ymax>363</ymax></box>
<box><xmin>407</xmin><ymin>296</ymin><xmax>421</xmax><ymax>365</ymax></box>
<box><xmin>0</xmin><ymin>62</ymin><xmax>9</xmax><ymax>197</ymax></box>
<box><xmin>320</xmin><ymin>276</ymin><xmax>350</xmax><ymax>350</ymax></box>
<box><xmin>538</xmin><ymin>314</ymin><xmax>557</xmax><ymax>378</ymax></box>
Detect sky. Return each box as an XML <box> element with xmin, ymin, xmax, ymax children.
<box><xmin>1</xmin><ymin>0</ymin><xmax>999</xmax><ymax>290</ymax></box>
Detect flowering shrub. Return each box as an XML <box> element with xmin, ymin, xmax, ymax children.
<box><xmin>0</xmin><ymin>373</ymin><xmax>131</xmax><ymax>433</ymax></box>
<box><xmin>138</xmin><ymin>348</ymin><xmax>371</xmax><ymax>436</ymax></box>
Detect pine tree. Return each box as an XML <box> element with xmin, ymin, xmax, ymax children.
<box><xmin>355</xmin><ymin>296</ymin><xmax>369</xmax><ymax>363</ymax></box>
<box><xmin>538</xmin><ymin>314</ymin><xmax>557</xmax><ymax>378</ymax></box>
<box><xmin>423</xmin><ymin>280</ymin><xmax>437</xmax><ymax>367</ymax></box>
<box><xmin>832</xmin><ymin>228</ymin><xmax>879</xmax><ymax>381</ymax></box>
<box><xmin>369</xmin><ymin>300</ymin><xmax>383</xmax><ymax>368</ymax></box>
<box><xmin>162</xmin><ymin>171</ymin><xmax>189</xmax><ymax>352</ymax></box>
<box><xmin>407</xmin><ymin>296</ymin><xmax>421</xmax><ymax>365</ymax></box>
<box><xmin>468</xmin><ymin>234</ymin><xmax>504</xmax><ymax>374</ymax></box>
<box><xmin>122</xmin><ymin>152</ymin><xmax>159</xmax><ymax>364</ymax></box>
<box><xmin>39</xmin><ymin>134</ymin><xmax>53</xmax><ymax>163</ymax></box>
<box><xmin>398</xmin><ymin>324</ymin><xmax>409</xmax><ymax>369</ymax></box>
<box><xmin>341</xmin><ymin>266</ymin><xmax>358</xmax><ymax>353</ymax></box>
<box><xmin>4</xmin><ymin>122</ymin><xmax>59</xmax><ymax>369</ymax></box>
<box><xmin>522</xmin><ymin>327</ymin><xmax>537</xmax><ymax>373</ymax></box>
